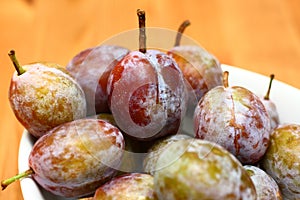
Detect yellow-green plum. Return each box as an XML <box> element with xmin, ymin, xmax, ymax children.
<box><xmin>262</xmin><ymin>124</ymin><xmax>300</xmax><ymax>200</ymax></box>
<box><xmin>154</xmin><ymin>138</ymin><xmax>257</xmax><ymax>199</ymax></box>
<box><xmin>2</xmin><ymin>118</ymin><xmax>125</xmax><ymax>198</ymax></box>
<box><xmin>143</xmin><ymin>134</ymin><xmax>191</xmax><ymax>175</ymax></box>
<box><xmin>8</xmin><ymin>50</ymin><xmax>87</xmax><ymax>138</ymax></box>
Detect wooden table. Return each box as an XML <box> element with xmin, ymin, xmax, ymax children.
<box><xmin>1</xmin><ymin>1</ymin><xmax>299</xmax><ymax>199</ymax></box>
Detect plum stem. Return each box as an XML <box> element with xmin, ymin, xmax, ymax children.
<box><xmin>1</xmin><ymin>168</ymin><xmax>34</xmax><ymax>190</ymax></box>
<box><xmin>137</xmin><ymin>9</ymin><xmax>146</xmax><ymax>53</ymax></box>
<box><xmin>264</xmin><ymin>74</ymin><xmax>275</xmax><ymax>100</ymax></box>
<box><xmin>174</xmin><ymin>20</ymin><xmax>191</xmax><ymax>47</ymax></box>
<box><xmin>8</xmin><ymin>50</ymin><xmax>25</xmax><ymax>76</ymax></box>
<box><xmin>223</xmin><ymin>71</ymin><xmax>229</xmax><ymax>88</ymax></box>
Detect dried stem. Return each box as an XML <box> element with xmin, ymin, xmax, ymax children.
<box><xmin>137</xmin><ymin>9</ymin><xmax>146</xmax><ymax>53</ymax></box>
<box><xmin>264</xmin><ymin>74</ymin><xmax>275</xmax><ymax>100</ymax></box>
<box><xmin>174</xmin><ymin>20</ymin><xmax>191</xmax><ymax>46</ymax></box>
<box><xmin>223</xmin><ymin>71</ymin><xmax>229</xmax><ymax>88</ymax></box>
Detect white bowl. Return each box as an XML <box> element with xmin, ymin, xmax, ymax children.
<box><xmin>18</xmin><ymin>64</ymin><xmax>300</xmax><ymax>200</ymax></box>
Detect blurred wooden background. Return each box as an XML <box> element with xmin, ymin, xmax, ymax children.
<box><xmin>0</xmin><ymin>0</ymin><xmax>299</xmax><ymax>199</ymax></box>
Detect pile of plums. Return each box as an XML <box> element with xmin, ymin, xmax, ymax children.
<box><xmin>2</xmin><ymin>9</ymin><xmax>300</xmax><ymax>200</ymax></box>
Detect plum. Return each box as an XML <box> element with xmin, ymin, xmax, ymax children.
<box><xmin>154</xmin><ymin>138</ymin><xmax>257</xmax><ymax>199</ymax></box>
<box><xmin>167</xmin><ymin>20</ymin><xmax>223</xmax><ymax>102</ymax></box>
<box><xmin>66</xmin><ymin>45</ymin><xmax>129</xmax><ymax>115</ymax></box>
<box><xmin>93</xmin><ymin>173</ymin><xmax>157</xmax><ymax>199</ymax></box>
<box><xmin>143</xmin><ymin>134</ymin><xmax>191</xmax><ymax>175</ymax></box>
<box><xmin>261</xmin><ymin>124</ymin><xmax>300</xmax><ymax>200</ymax></box>
<box><xmin>244</xmin><ymin>165</ymin><xmax>282</xmax><ymax>200</ymax></box>
<box><xmin>261</xmin><ymin>74</ymin><xmax>280</xmax><ymax>131</ymax></box>
<box><xmin>193</xmin><ymin>71</ymin><xmax>271</xmax><ymax>164</ymax></box>
<box><xmin>107</xmin><ymin>10</ymin><xmax>187</xmax><ymax>141</ymax></box>
<box><xmin>1</xmin><ymin>118</ymin><xmax>125</xmax><ymax>198</ymax></box>
<box><xmin>8</xmin><ymin>50</ymin><xmax>86</xmax><ymax>138</ymax></box>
